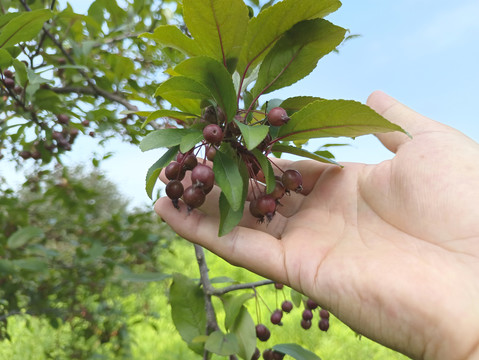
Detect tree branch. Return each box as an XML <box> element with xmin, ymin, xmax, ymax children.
<box><xmin>210</xmin><ymin>279</ymin><xmax>274</xmax><ymax>296</ymax></box>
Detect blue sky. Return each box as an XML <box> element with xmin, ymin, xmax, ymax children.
<box><xmin>2</xmin><ymin>0</ymin><xmax>478</xmax><ymax>209</ymax></box>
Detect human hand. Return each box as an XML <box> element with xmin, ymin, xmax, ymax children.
<box><xmin>154</xmin><ymin>91</ymin><xmax>479</xmax><ymax>360</ymax></box>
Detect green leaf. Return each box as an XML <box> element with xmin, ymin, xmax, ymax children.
<box><xmin>205</xmin><ymin>330</ymin><xmax>240</xmax><ymax>356</ymax></box>
<box><xmin>174</xmin><ymin>57</ymin><xmax>237</xmax><ymax>121</ymax></box>
<box><xmin>145</xmin><ymin>146</ymin><xmax>179</xmax><ymax>199</ymax></box>
<box><xmin>141</xmin><ymin>25</ymin><xmax>201</xmax><ymax>56</ymax></box>
<box><xmin>183</xmin><ymin>0</ymin><xmax>249</xmax><ymax>72</ymax></box>
<box><xmin>140</xmin><ymin>128</ymin><xmax>200</xmax><ymax>151</ymax></box>
<box><xmin>252</xmin><ymin>19</ymin><xmax>346</xmax><ymax>97</ymax></box>
<box><xmin>272</xmin><ymin>343</ymin><xmax>322</xmax><ymax>360</ymax></box>
<box><xmin>230</xmin><ymin>306</ymin><xmax>257</xmax><ymax>360</ymax></box>
<box><xmin>271</xmin><ymin>143</ymin><xmax>341</xmax><ymax>167</ymax></box>
<box><xmin>179</xmin><ymin>129</ymin><xmax>203</xmax><ymax>153</ymax></box>
<box><xmin>222</xmin><ymin>293</ymin><xmax>255</xmax><ymax>331</ymax></box>
<box><xmin>0</xmin><ymin>9</ymin><xmax>52</xmax><ymax>49</ymax></box>
<box><xmin>13</xmin><ymin>258</ymin><xmax>48</xmax><ymax>272</ymax></box>
<box><xmin>237</xmin><ymin>0</ymin><xmax>341</xmax><ymax>74</ymax></box>
<box><xmin>117</xmin><ymin>269</ymin><xmax>171</xmax><ymax>282</ymax></box>
<box><xmin>0</xmin><ymin>49</ymin><xmax>12</xmax><ymax>68</ymax></box>
<box><xmin>169</xmin><ymin>273</ymin><xmax>207</xmax><ymax>355</ymax></box>
<box><xmin>281</xmin><ymin>96</ymin><xmax>325</xmax><ymax>114</ymax></box>
<box><xmin>235</xmin><ymin>120</ymin><xmax>269</xmax><ymax>150</ymax></box>
<box><xmin>251</xmin><ymin>149</ymin><xmax>276</xmax><ymax>193</ymax></box>
<box><xmin>7</xmin><ymin>227</ymin><xmax>44</xmax><ymax>249</ymax></box>
<box><xmin>218</xmin><ymin>192</ymin><xmax>244</xmax><ymax>237</ymax></box>
<box><xmin>155</xmin><ymin>76</ymin><xmax>212</xmax><ymax>114</ymax></box>
<box><xmin>213</xmin><ymin>145</ymin><xmax>244</xmax><ymax>211</ymax></box>
<box><xmin>278</xmin><ymin>99</ymin><xmax>408</xmax><ymax>141</ymax></box>
<box><xmin>141</xmin><ymin>109</ymin><xmax>197</xmax><ymax>129</ymax></box>
<box><xmin>290</xmin><ymin>289</ymin><xmax>303</xmax><ymax>307</ymax></box>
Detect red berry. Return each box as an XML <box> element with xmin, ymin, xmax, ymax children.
<box><xmin>4</xmin><ymin>78</ymin><xmax>15</xmax><ymax>88</ymax></box>
<box><xmin>19</xmin><ymin>150</ymin><xmax>31</xmax><ymax>159</ymax></box>
<box><xmin>166</xmin><ymin>180</ymin><xmax>184</xmax><ymax>200</ymax></box>
<box><xmin>182</xmin><ymin>154</ymin><xmax>198</xmax><ymax>170</ymax></box>
<box><xmin>56</xmin><ymin>114</ymin><xmax>70</xmax><ymax>124</ymax></box>
<box><xmin>183</xmin><ymin>185</ymin><xmax>206</xmax><ymax>209</ymax></box>
<box><xmin>270</xmin><ymin>309</ymin><xmax>283</xmax><ymax>325</ymax></box>
<box><xmin>3</xmin><ymin>70</ymin><xmax>14</xmax><ymax>79</ymax></box>
<box><xmin>320</xmin><ymin>309</ymin><xmax>330</xmax><ymax>319</ymax></box>
<box><xmin>251</xmin><ymin>347</ymin><xmax>260</xmax><ymax>360</ymax></box>
<box><xmin>267</xmin><ymin>107</ymin><xmax>290</xmax><ymax>127</ymax></box>
<box><xmin>272</xmin><ymin>351</ymin><xmax>285</xmax><ymax>360</ymax></box>
<box><xmin>281</xmin><ymin>169</ymin><xmax>302</xmax><ymax>193</ymax></box>
<box><xmin>191</xmin><ymin>164</ymin><xmax>215</xmax><ymax>189</ymax></box>
<box><xmin>249</xmin><ymin>199</ymin><xmax>264</xmax><ymax>220</ymax></box>
<box><xmin>203</xmin><ymin>124</ymin><xmax>224</xmax><ymax>144</ymax></box>
<box><xmin>256</xmin><ymin>195</ymin><xmax>276</xmax><ymax>221</ymax></box>
<box><xmin>301</xmin><ymin>319</ymin><xmax>312</xmax><ymax>330</ymax></box>
<box><xmin>274</xmin><ymin>282</ymin><xmax>284</xmax><ymax>290</ymax></box>
<box><xmin>281</xmin><ymin>300</ymin><xmax>293</xmax><ymax>313</ymax></box>
<box><xmin>206</xmin><ymin>146</ymin><xmax>216</xmax><ymax>161</ymax></box>
<box><xmin>255</xmin><ymin>324</ymin><xmax>270</xmax><ymax>342</ymax></box>
<box><xmin>318</xmin><ymin>318</ymin><xmax>329</xmax><ymax>332</ymax></box>
<box><xmin>269</xmin><ymin>180</ymin><xmax>286</xmax><ymax>200</ymax></box>
<box><xmin>306</xmin><ymin>299</ymin><xmax>318</xmax><ymax>310</ymax></box>
<box><xmin>165</xmin><ymin>161</ymin><xmax>185</xmax><ymax>180</ymax></box>
<box><xmin>262</xmin><ymin>349</ymin><xmax>274</xmax><ymax>360</ymax></box>
<box><xmin>302</xmin><ymin>309</ymin><xmax>313</xmax><ymax>321</ymax></box>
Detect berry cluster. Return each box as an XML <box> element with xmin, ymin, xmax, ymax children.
<box><xmin>164</xmin><ymin>105</ymin><xmax>304</xmax><ymax>223</ymax></box>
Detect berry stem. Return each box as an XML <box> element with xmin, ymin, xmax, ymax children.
<box><xmin>268</xmin><ymin>158</ymin><xmax>285</xmax><ymax>174</ymax></box>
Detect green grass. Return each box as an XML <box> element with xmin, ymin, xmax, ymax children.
<box><xmin>0</xmin><ymin>239</ymin><xmax>410</xmax><ymax>359</ymax></box>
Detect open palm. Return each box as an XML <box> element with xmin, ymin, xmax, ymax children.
<box><xmin>155</xmin><ymin>91</ymin><xmax>479</xmax><ymax>360</ymax></box>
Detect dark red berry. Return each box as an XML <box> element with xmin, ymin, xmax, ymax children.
<box><xmin>4</xmin><ymin>78</ymin><xmax>15</xmax><ymax>88</ymax></box>
<box><xmin>302</xmin><ymin>309</ymin><xmax>313</xmax><ymax>321</ymax></box>
<box><xmin>165</xmin><ymin>161</ymin><xmax>185</xmax><ymax>180</ymax></box>
<box><xmin>319</xmin><ymin>318</ymin><xmax>329</xmax><ymax>332</ymax></box>
<box><xmin>267</xmin><ymin>107</ymin><xmax>290</xmax><ymax>127</ymax></box>
<box><xmin>13</xmin><ymin>85</ymin><xmax>22</xmax><ymax>94</ymax></box>
<box><xmin>183</xmin><ymin>185</ymin><xmax>206</xmax><ymax>209</ymax></box>
<box><xmin>255</xmin><ymin>324</ymin><xmax>270</xmax><ymax>342</ymax></box>
<box><xmin>203</xmin><ymin>124</ymin><xmax>224</xmax><ymax>144</ymax></box>
<box><xmin>269</xmin><ymin>180</ymin><xmax>286</xmax><ymax>200</ymax></box>
<box><xmin>182</xmin><ymin>154</ymin><xmax>198</xmax><ymax>170</ymax></box>
<box><xmin>3</xmin><ymin>70</ymin><xmax>14</xmax><ymax>79</ymax></box>
<box><xmin>301</xmin><ymin>319</ymin><xmax>312</xmax><ymax>330</ymax></box>
<box><xmin>272</xmin><ymin>351</ymin><xmax>285</xmax><ymax>360</ymax></box>
<box><xmin>56</xmin><ymin>114</ymin><xmax>70</xmax><ymax>124</ymax></box>
<box><xmin>81</xmin><ymin>119</ymin><xmax>90</xmax><ymax>127</ymax></box>
<box><xmin>262</xmin><ymin>349</ymin><xmax>274</xmax><ymax>360</ymax></box>
<box><xmin>191</xmin><ymin>164</ymin><xmax>215</xmax><ymax>189</ymax></box>
<box><xmin>306</xmin><ymin>299</ymin><xmax>318</xmax><ymax>310</ymax></box>
<box><xmin>281</xmin><ymin>169</ymin><xmax>303</xmax><ymax>193</ymax></box>
<box><xmin>166</xmin><ymin>180</ymin><xmax>184</xmax><ymax>200</ymax></box>
<box><xmin>206</xmin><ymin>146</ymin><xmax>216</xmax><ymax>161</ymax></box>
<box><xmin>281</xmin><ymin>300</ymin><xmax>293</xmax><ymax>313</ymax></box>
<box><xmin>251</xmin><ymin>347</ymin><xmax>261</xmax><ymax>360</ymax></box>
<box><xmin>320</xmin><ymin>309</ymin><xmax>330</xmax><ymax>319</ymax></box>
<box><xmin>31</xmin><ymin>151</ymin><xmax>42</xmax><ymax>160</ymax></box>
<box><xmin>19</xmin><ymin>150</ymin><xmax>31</xmax><ymax>159</ymax></box>
<box><xmin>249</xmin><ymin>199</ymin><xmax>264</xmax><ymax>220</ymax></box>
<box><xmin>270</xmin><ymin>309</ymin><xmax>283</xmax><ymax>325</ymax></box>
<box><xmin>256</xmin><ymin>195</ymin><xmax>276</xmax><ymax>221</ymax></box>
<box><xmin>274</xmin><ymin>282</ymin><xmax>284</xmax><ymax>290</ymax></box>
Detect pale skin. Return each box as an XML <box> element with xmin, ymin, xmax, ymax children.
<box><xmin>155</xmin><ymin>91</ymin><xmax>479</xmax><ymax>360</ymax></box>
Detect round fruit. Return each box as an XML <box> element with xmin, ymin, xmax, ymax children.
<box><xmin>165</xmin><ymin>161</ymin><xmax>185</xmax><ymax>180</ymax></box>
<box><xmin>206</xmin><ymin>146</ymin><xmax>216</xmax><ymax>161</ymax></box>
<box><xmin>4</xmin><ymin>78</ymin><xmax>15</xmax><ymax>88</ymax></box>
<box><xmin>251</xmin><ymin>347</ymin><xmax>261</xmax><ymax>360</ymax></box>
<box><xmin>320</xmin><ymin>309</ymin><xmax>330</xmax><ymax>319</ymax></box>
<box><xmin>57</xmin><ymin>114</ymin><xmax>70</xmax><ymax>124</ymax></box>
<box><xmin>249</xmin><ymin>199</ymin><xmax>264</xmax><ymax>219</ymax></box>
<box><xmin>281</xmin><ymin>169</ymin><xmax>303</xmax><ymax>193</ymax></box>
<box><xmin>262</xmin><ymin>349</ymin><xmax>274</xmax><ymax>360</ymax></box>
<box><xmin>272</xmin><ymin>351</ymin><xmax>285</xmax><ymax>360</ymax></box>
<box><xmin>301</xmin><ymin>319</ymin><xmax>312</xmax><ymax>330</ymax></box>
<box><xmin>302</xmin><ymin>309</ymin><xmax>313</xmax><ymax>321</ymax></box>
<box><xmin>183</xmin><ymin>185</ymin><xmax>206</xmax><ymax>209</ymax></box>
<box><xmin>255</xmin><ymin>324</ymin><xmax>271</xmax><ymax>342</ymax></box>
<box><xmin>256</xmin><ymin>195</ymin><xmax>276</xmax><ymax>221</ymax></box>
<box><xmin>19</xmin><ymin>151</ymin><xmax>31</xmax><ymax>159</ymax></box>
<box><xmin>182</xmin><ymin>154</ymin><xmax>198</xmax><ymax>170</ymax></box>
<box><xmin>203</xmin><ymin>124</ymin><xmax>224</xmax><ymax>144</ymax></box>
<box><xmin>319</xmin><ymin>318</ymin><xmax>330</xmax><ymax>332</ymax></box>
<box><xmin>191</xmin><ymin>164</ymin><xmax>215</xmax><ymax>189</ymax></box>
<box><xmin>267</xmin><ymin>107</ymin><xmax>290</xmax><ymax>127</ymax></box>
<box><xmin>269</xmin><ymin>180</ymin><xmax>286</xmax><ymax>200</ymax></box>
<box><xmin>3</xmin><ymin>70</ymin><xmax>14</xmax><ymax>78</ymax></box>
<box><xmin>306</xmin><ymin>299</ymin><xmax>318</xmax><ymax>310</ymax></box>
<box><xmin>166</xmin><ymin>180</ymin><xmax>184</xmax><ymax>200</ymax></box>
<box><xmin>270</xmin><ymin>309</ymin><xmax>283</xmax><ymax>325</ymax></box>
<box><xmin>281</xmin><ymin>300</ymin><xmax>293</xmax><ymax>313</ymax></box>
<box><xmin>81</xmin><ymin>119</ymin><xmax>90</xmax><ymax>127</ymax></box>
<box><xmin>274</xmin><ymin>283</ymin><xmax>284</xmax><ymax>290</ymax></box>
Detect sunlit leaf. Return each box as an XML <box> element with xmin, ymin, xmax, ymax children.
<box><xmin>235</xmin><ymin>120</ymin><xmax>269</xmax><ymax>150</ymax></box>
<box><xmin>0</xmin><ymin>9</ymin><xmax>52</xmax><ymax>49</ymax></box>
<box><xmin>141</xmin><ymin>25</ymin><xmax>201</xmax><ymax>56</ymax></box>
<box><xmin>271</xmin><ymin>143</ymin><xmax>341</xmax><ymax>166</ymax></box>
<box><xmin>222</xmin><ymin>293</ymin><xmax>255</xmax><ymax>331</ymax></box>
<box><xmin>205</xmin><ymin>330</ymin><xmax>240</xmax><ymax>356</ymax></box>
<box><xmin>272</xmin><ymin>343</ymin><xmax>322</xmax><ymax>360</ymax></box>
<box><xmin>145</xmin><ymin>146</ymin><xmax>179</xmax><ymax>199</ymax></box>
<box><xmin>213</xmin><ymin>145</ymin><xmax>244</xmax><ymax>211</ymax></box>
<box><xmin>230</xmin><ymin>306</ymin><xmax>257</xmax><ymax>360</ymax></box>
<box><xmin>7</xmin><ymin>227</ymin><xmax>44</xmax><ymax>249</ymax></box>
<box><xmin>218</xmin><ymin>192</ymin><xmax>244</xmax><ymax>237</ymax></box>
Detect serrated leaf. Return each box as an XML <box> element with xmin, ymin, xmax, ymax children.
<box><xmin>213</xmin><ymin>146</ymin><xmax>244</xmax><ymax>211</ymax></box>
<box><xmin>218</xmin><ymin>192</ymin><xmax>244</xmax><ymax>237</ymax></box>
<box><xmin>271</xmin><ymin>143</ymin><xmax>341</xmax><ymax>167</ymax></box>
<box><xmin>273</xmin><ymin>344</ymin><xmax>322</xmax><ymax>360</ymax></box>
<box><xmin>230</xmin><ymin>306</ymin><xmax>257</xmax><ymax>360</ymax></box>
<box><xmin>237</xmin><ymin>0</ymin><xmax>341</xmax><ymax>74</ymax></box>
<box><xmin>281</xmin><ymin>96</ymin><xmax>324</xmax><ymax>115</ymax></box>
<box><xmin>183</xmin><ymin>0</ymin><xmax>249</xmax><ymax>72</ymax></box>
<box><xmin>205</xmin><ymin>330</ymin><xmax>240</xmax><ymax>356</ymax></box>
<box><xmin>222</xmin><ymin>293</ymin><xmax>255</xmax><ymax>331</ymax></box>
<box><xmin>278</xmin><ymin>99</ymin><xmax>407</xmax><ymax>141</ymax></box>
<box><xmin>0</xmin><ymin>9</ymin><xmax>52</xmax><ymax>49</ymax></box>
<box><xmin>7</xmin><ymin>227</ymin><xmax>44</xmax><ymax>249</ymax></box>
<box><xmin>235</xmin><ymin>120</ymin><xmax>269</xmax><ymax>150</ymax></box>
<box><xmin>169</xmin><ymin>273</ymin><xmax>207</xmax><ymax>356</ymax></box>
<box><xmin>180</xmin><ymin>129</ymin><xmax>203</xmax><ymax>153</ymax></box>
<box><xmin>174</xmin><ymin>57</ymin><xmax>237</xmax><ymax>121</ymax></box>
<box><xmin>141</xmin><ymin>109</ymin><xmax>197</xmax><ymax>129</ymax></box>
<box><xmin>140</xmin><ymin>128</ymin><xmax>199</xmax><ymax>151</ymax></box>
<box><xmin>251</xmin><ymin>149</ymin><xmax>275</xmax><ymax>193</ymax></box>
<box><xmin>141</xmin><ymin>25</ymin><xmax>201</xmax><ymax>56</ymax></box>
<box><xmin>145</xmin><ymin>146</ymin><xmax>179</xmax><ymax>199</ymax></box>
<box><xmin>253</xmin><ymin>19</ymin><xmax>346</xmax><ymax>97</ymax></box>
<box><xmin>155</xmin><ymin>76</ymin><xmax>212</xmax><ymax>114</ymax></box>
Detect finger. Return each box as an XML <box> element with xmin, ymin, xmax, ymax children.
<box><xmin>366</xmin><ymin>90</ymin><xmax>450</xmax><ymax>153</ymax></box>
<box><xmin>154</xmin><ymin>196</ymin><xmax>288</xmax><ymax>283</ymax></box>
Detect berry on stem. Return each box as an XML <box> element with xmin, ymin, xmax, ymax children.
<box><xmin>183</xmin><ymin>186</ymin><xmax>206</xmax><ymax>210</ymax></box>
<box><xmin>255</xmin><ymin>324</ymin><xmax>271</xmax><ymax>342</ymax></box>
<box><xmin>191</xmin><ymin>164</ymin><xmax>215</xmax><ymax>189</ymax></box>
<box><xmin>301</xmin><ymin>319</ymin><xmax>312</xmax><ymax>330</ymax></box>
<box><xmin>267</xmin><ymin>107</ymin><xmax>290</xmax><ymax>127</ymax></box>
<box><xmin>270</xmin><ymin>309</ymin><xmax>283</xmax><ymax>325</ymax></box>
<box><xmin>318</xmin><ymin>318</ymin><xmax>330</xmax><ymax>332</ymax></box>
<box><xmin>306</xmin><ymin>299</ymin><xmax>318</xmax><ymax>310</ymax></box>
<box><xmin>203</xmin><ymin>124</ymin><xmax>224</xmax><ymax>144</ymax></box>
<box><xmin>165</xmin><ymin>161</ymin><xmax>185</xmax><ymax>180</ymax></box>
<box><xmin>282</xmin><ymin>169</ymin><xmax>303</xmax><ymax>193</ymax></box>
<box><xmin>302</xmin><ymin>309</ymin><xmax>313</xmax><ymax>321</ymax></box>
